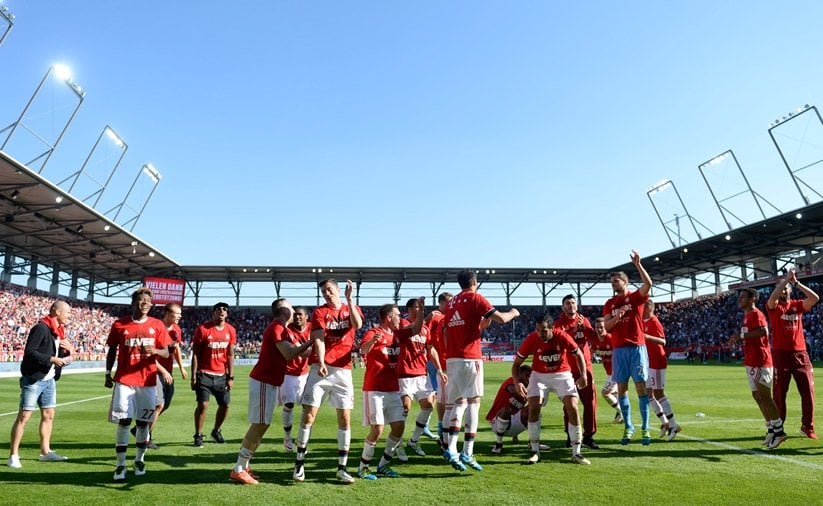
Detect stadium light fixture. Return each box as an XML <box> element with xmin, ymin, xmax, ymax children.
<box><xmin>725</xmin><ymin>234</ymin><xmax>731</xmax><ymax>240</ymax></box>
<box><xmin>796</xmin><ymin>213</ymin><xmax>803</xmax><ymax>219</ymax></box>
<box><xmin>768</xmin><ymin>104</ymin><xmax>823</xmax><ymax>206</ymax></box>
<box><xmin>0</xmin><ymin>64</ymin><xmax>86</xmax><ymax>173</ymax></box>
<box><xmin>0</xmin><ymin>3</ymin><xmax>14</xmax><ymax>47</ymax></box>
<box><xmin>148</xmin><ymin>251</ymin><xmax>155</xmax><ymax>258</ymax></box>
<box><xmin>103</xmin><ymin>224</ymin><xmax>111</xmax><ymax>231</ymax></box>
<box><xmin>10</xmin><ymin>189</ymin><xmax>19</xmax><ymax>200</ymax></box>
<box><xmin>55</xmin><ymin>195</ymin><xmax>63</xmax><ymax>203</ymax></box>
<box><xmin>654</xmin><ymin>256</ymin><xmax>660</xmax><ymax>262</ymax></box>
<box><xmin>57</xmin><ymin>124</ymin><xmax>129</xmax><ymax>208</ymax></box>
<box><xmin>107</xmin><ymin>163</ymin><xmax>163</xmax><ymax>232</ymax></box>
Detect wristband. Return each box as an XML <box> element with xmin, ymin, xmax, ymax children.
<box><xmin>105</xmin><ymin>370</ymin><xmax>112</xmax><ymax>375</ymax></box>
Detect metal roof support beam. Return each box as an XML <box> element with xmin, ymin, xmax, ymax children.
<box><xmin>429</xmin><ymin>281</ymin><xmax>444</xmax><ymax>306</ymax></box>
<box><xmin>393</xmin><ymin>281</ymin><xmax>402</xmax><ymax>304</ymax></box>
<box><xmin>273</xmin><ymin>280</ymin><xmax>281</xmax><ymax>298</ymax></box>
<box><xmin>27</xmin><ymin>257</ymin><xmax>38</xmax><ymax>290</ymax></box>
<box><xmin>50</xmin><ymin>266</ymin><xmax>59</xmax><ymax>296</ymax></box>
<box><xmin>86</xmin><ymin>275</ymin><xmax>95</xmax><ymax>304</ymax></box>
<box><xmin>69</xmin><ymin>270</ymin><xmax>79</xmax><ymax>299</ymax></box>
<box><xmin>2</xmin><ymin>246</ymin><xmax>12</xmax><ymax>283</ymax></box>
<box><xmin>229</xmin><ymin>280</ymin><xmax>242</xmax><ymax>308</ymax></box>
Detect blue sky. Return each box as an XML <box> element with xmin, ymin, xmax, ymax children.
<box><xmin>3</xmin><ymin>1</ymin><xmax>823</xmax><ymax>273</ymax></box>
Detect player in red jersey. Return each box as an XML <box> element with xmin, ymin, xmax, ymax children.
<box><xmin>398</xmin><ymin>298</ymin><xmax>446</xmax><ymax>460</ymax></box>
<box><xmin>766</xmin><ymin>268</ymin><xmax>819</xmax><ymax>440</ymax></box>
<box><xmin>555</xmin><ymin>294</ymin><xmax>599</xmax><ymax>450</ymax></box>
<box><xmin>142</xmin><ymin>303</ymin><xmax>188</xmax><ymax>449</ymax></box>
<box><xmin>356</xmin><ymin>301</ymin><xmax>424</xmax><ymax>480</ymax></box>
<box><xmin>442</xmin><ymin>270</ymin><xmax>520</xmax><ymax>472</ymax></box>
<box><xmin>104</xmin><ymin>288</ymin><xmax>170</xmax><ymax>482</ymax></box>
<box><xmin>229</xmin><ymin>299</ymin><xmax>314</xmax><ymax>485</ymax></box>
<box><xmin>191</xmin><ymin>302</ymin><xmax>236</xmax><ymax>448</ymax></box>
<box><xmin>512</xmin><ymin>314</ymin><xmax>590</xmax><ymax>465</ymax></box>
<box><xmin>729</xmin><ymin>288</ymin><xmax>787</xmax><ymax>449</ymax></box>
<box><xmin>280</xmin><ymin>306</ymin><xmax>312</xmax><ymax>452</ymax></box>
<box><xmin>426</xmin><ymin>292</ymin><xmax>452</xmax><ymax>448</ymax></box>
<box><xmin>602</xmin><ymin>250</ymin><xmax>652</xmax><ymax>445</ymax></box>
<box><xmin>487</xmin><ymin>365</ymin><xmax>531</xmax><ymax>454</ymax></box>
<box><xmin>643</xmin><ymin>300</ymin><xmax>681</xmax><ymax>441</ymax></box>
<box><xmin>591</xmin><ymin>317</ymin><xmax>623</xmax><ymax>423</ymax></box>
<box><xmin>294</xmin><ymin>279</ymin><xmax>364</xmax><ymax>485</ymax></box>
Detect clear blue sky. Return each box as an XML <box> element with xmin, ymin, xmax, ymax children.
<box><xmin>3</xmin><ymin>1</ymin><xmax>823</xmax><ymax>272</ymax></box>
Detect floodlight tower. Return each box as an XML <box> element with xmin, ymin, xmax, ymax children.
<box><xmin>107</xmin><ymin>163</ymin><xmax>162</xmax><ymax>232</ymax></box>
<box><xmin>0</xmin><ymin>3</ymin><xmax>14</xmax><ymax>47</ymax></box>
<box><xmin>768</xmin><ymin>104</ymin><xmax>823</xmax><ymax>206</ymax></box>
<box><xmin>646</xmin><ymin>179</ymin><xmax>712</xmax><ymax>248</ymax></box>
<box><xmin>0</xmin><ymin>64</ymin><xmax>86</xmax><ymax>173</ymax></box>
<box><xmin>698</xmin><ymin>149</ymin><xmax>781</xmax><ymax>230</ymax></box>
<box><xmin>56</xmin><ymin>125</ymin><xmax>128</xmax><ymax>207</ymax></box>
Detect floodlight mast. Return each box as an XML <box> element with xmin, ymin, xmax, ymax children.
<box><xmin>0</xmin><ymin>4</ymin><xmax>13</xmax><ymax>47</ymax></box>
<box><xmin>107</xmin><ymin>163</ymin><xmax>162</xmax><ymax>232</ymax></box>
<box><xmin>697</xmin><ymin>149</ymin><xmax>780</xmax><ymax>230</ymax></box>
<box><xmin>768</xmin><ymin>104</ymin><xmax>823</xmax><ymax>206</ymax></box>
<box><xmin>0</xmin><ymin>64</ymin><xmax>86</xmax><ymax>173</ymax></box>
<box><xmin>57</xmin><ymin>125</ymin><xmax>128</xmax><ymax>208</ymax></box>
<box><xmin>647</xmin><ymin>179</ymin><xmax>710</xmax><ymax>248</ymax></box>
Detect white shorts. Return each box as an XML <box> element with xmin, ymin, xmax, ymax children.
<box><xmin>491</xmin><ymin>411</ymin><xmax>527</xmax><ymax>437</ymax></box>
<box><xmin>300</xmin><ymin>364</ymin><xmax>354</xmax><ymax>410</ymax></box>
<box><xmin>109</xmin><ymin>383</ymin><xmax>156</xmax><ymax>423</ymax></box>
<box><xmin>399</xmin><ymin>375</ymin><xmax>435</xmax><ymax>401</ymax></box>
<box><xmin>601</xmin><ymin>375</ymin><xmax>617</xmax><ymax>396</ymax></box>
<box><xmin>248</xmin><ymin>378</ymin><xmax>279</xmax><ymax>425</ymax></box>
<box><xmin>155</xmin><ymin>380</ymin><xmax>165</xmax><ymax>406</ymax></box>
<box><xmin>279</xmin><ymin>373</ymin><xmax>308</xmax><ymax>406</ymax></box>
<box><xmin>362</xmin><ymin>391</ymin><xmax>405</xmax><ymax>427</ymax></box>
<box><xmin>647</xmin><ymin>368</ymin><xmax>667</xmax><ymax>390</ymax></box>
<box><xmin>528</xmin><ymin>371</ymin><xmax>578</xmax><ymax>404</ymax></box>
<box><xmin>446</xmin><ymin>358</ymin><xmax>484</xmax><ymax>401</ymax></box>
<box><xmin>746</xmin><ymin>366</ymin><xmax>773</xmax><ymax>391</ymax></box>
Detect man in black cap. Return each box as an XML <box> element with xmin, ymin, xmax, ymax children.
<box><xmin>191</xmin><ymin>302</ymin><xmax>237</xmax><ymax>447</ymax></box>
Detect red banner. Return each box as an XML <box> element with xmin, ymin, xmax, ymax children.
<box><xmin>143</xmin><ymin>276</ymin><xmax>186</xmax><ymax>305</ymax></box>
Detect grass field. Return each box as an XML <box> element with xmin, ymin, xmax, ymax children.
<box><xmin>1</xmin><ymin>362</ymin><xmax>821</xmax><ymax>505</ymax></box>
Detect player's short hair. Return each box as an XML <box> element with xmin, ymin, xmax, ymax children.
<box><xmin>741</xmin><ymin>288</ymin><xmax>759</xmax><ymax>301</ymax></box>
<box><xmin>519</xmin><ymin>364</ymin><xmax>532</xmax><ymax>375</ymax></box>
<box><xmin>457</xmin><ymin>270</ymin><xmax>477</xmax><ymax>289</ymax></box>
<box><xmin>164</xmin><ymin>302</ymin><xmax>181</xmax><ymax>313</ymax></box>
<box><xmin>405</xmin><ymin>298</ymin><xmax>418</xmax><ymax>309</ymax></box>
<box><xmin>271</xmin><ymin>298</ymin><xmax>288</xmax><ymax>313</ymax></box>
<box><xmin>273</xmin><ymin>304</ymin><xmax>291</xmax><ymax>319</ymax></box>
<box><xmin>438</xmin><ymin>292</ymin><xmax>453</xmax><ymax>303</ymax></box>
<box><xmin>562</xmin><ymin>294</ymin><xmax>576</xmax><ymax>304</ymax></box>
<box><xmin>132</xmin><ymin>287</ymin><xmax>152</xmax><ymax>303</ymax></box>
<box><xmin>293</xmin><ymin>306</ymin><xmax>308</xmax><ymax>316</ymax></box>
<box><xmin>536</xmin><ymin>313</ymin><xmax>554</xmax><ymax>327</ymax></box>
<box><xmin>318</xmin><ymin>278</ymin><xmax>338</xmax><ymax>289</ymax></box>
<box><xmin>379</xmin><ymin>304</ymin><xmax>398</xmax><ymax>321</ymax></box>
<box><xmin>645</xmin><ymin>299</ymin><xmax>655</xmax><ymax>309</ymax></box>
<box><xmin>594</xmin><ymin>316</ymin><xmax>605</xmax><ymax>325</ymax></box>
<box><xmin>609</xmin><ymin>271</ymin><xmax>629</xmax><ymax>283</ymax></box>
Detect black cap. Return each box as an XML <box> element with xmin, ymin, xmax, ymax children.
<box><xmin>213</xmin><ymin>302</ymin><xmax>230</xmax><ymax>311</ymax></box>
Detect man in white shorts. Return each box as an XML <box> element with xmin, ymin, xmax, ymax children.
<box><xmin>591</xmin><ymin>317</ymin><xmax>623</xmax><ymax>424</ymax></box>
<box><xmin>442</xmin><ymin>270</ymin><xmax>520</xmax><ymax>472</ymax></box>
<box><xmin>280</xmin><ymin>306</ymin><xmax>311</xmax><ymax>452</ymax></box>
<box><xmin>104</xmin><ymin>288</ymin><xmax>170</xmax><ymax>482</ymax></box>
<box><xmin>511</xmin><ymin>314</ymin><xmax>590</xmax><ymax>465</ymax></box>
<box><xmin>293</xmin><ymin>279</ymin><xmax>364</xmax><ymax>484</ymax></box>
<box><xmin>729</xmin><ymin>288</ymin><xmax>787</xmax><ymax>449</ymax></box>
<box><xmin>356</xmin><ymin>302</ymin><xmax>424</xmax><ymax>479</ymax></box>
<box><xmin>397</xmin><ymin>298</ymin><xmax>446</xmax><ymax>460</ymax></box>
<box><xmin>229</xmin><ymin>299</ymin><xmax>314</xmax><ymax>485</ymax></box>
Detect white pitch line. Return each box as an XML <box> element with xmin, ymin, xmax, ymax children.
<box><xmin>0</xmin><ymin>395</ymin><xmax>110</xmax><ymax>417</ymax></box>
<box><xmin>679</xmin><ymin>434</ymin><xmax>823</xmax><ymax>471</ymax></box>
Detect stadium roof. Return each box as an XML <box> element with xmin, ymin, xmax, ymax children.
<box><xmin>3</xmin><ymin>148</ymin><xmax>823</xmax><ymax>297</ymax></box>
<box><xmin>0</xmin><ymin>150</ymin><xmax>183</xmax><ymax>285</ymax></box>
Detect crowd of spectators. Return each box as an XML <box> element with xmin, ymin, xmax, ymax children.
<box><xmin>2</xmin><ymin>281</ymin><xmax>823</xmax><ymax>363</ymax></box>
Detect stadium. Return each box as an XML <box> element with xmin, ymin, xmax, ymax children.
<box><xmin>2</xmin><ymin>3</ymin><xmax>823</xmax><ymax>505</ymax></box>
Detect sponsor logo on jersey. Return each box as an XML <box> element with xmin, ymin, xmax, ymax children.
<box><xmin>447</xmin><ymin>311</ymin><xmax>464</xmax><ymax>328</ymax></box>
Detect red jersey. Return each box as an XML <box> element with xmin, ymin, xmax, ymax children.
<box><xmin>444</xmin><ymin>289</ymin><xmax>496</xmax><ymax>360</ymax></box>
<box><xmin>107</xmin><ymin>316</ymin><xmax>170</xmax><ymax>387</ymax></box>
<box><xmin>428</xmin><ymin>312</ymin><xmax>448</xmax><ymax>369</ymax></box>
<box><xmin>603</xmin><ymin>290</ymin><xmax>649</xmax><ymax>347</ymax></box>
<box><xmin>589</xmin><ymin>332</ymin><xmax>614</xmax><ymax>376</ymax></box>
<box><xmin>553</xmin><ymin>313</ymin><xmax>594</xmax><ymax>375</ymax></box>
<box><xmin>362</xmin><ymin>327</ymin><xmax>400</xmax><ymax>392</ymax></box>
<box><xmin>397</xmin><ymin>318</ymin><xmax>430</xmax><ymax>377</ymax></box>
<box><xmin>250</xmin><ymin>320</ymin><xmax>289</xmax><ymax>386</ymax></box>
<box><xmin>157</xmin><ymin>322</ymin><xmax>182</xmax><ymax>373</ymax></box>
<box><xmin>310</xmin><ymin>303</ymin><xmax>364</xmax><ymax>369</ymax></box>
<box><xmin>516</xmin><ymin>329</ymin><xmax>578</xmax><ymax>374</ymax></box>
<box><xmin>285</xmin><ymin>323</ymin><xmax>311</xmax><ymax>376</ymax></box>
<box><xmin>768</xmin><ymin>300</ymin><xmax>807</xmax><ymax>352</ymax></box>
<box><xmin>741</xmin><ymin>308</ymin><xmax>771</xmax><ymax>368</ymax></box>
<box><xmin>192</xmin><ymin>321</ymin><xmax>236</xmax><ymax>375</ymax></box>
<box><xmin>644</xmin><ymin>315</ymin><xmax>667</xmax><ymax>369</ymax></box>
<box><xmin>485</xmin><ymin>377</ymin><xmax>527</xmax><ymax>421</ymax></box>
